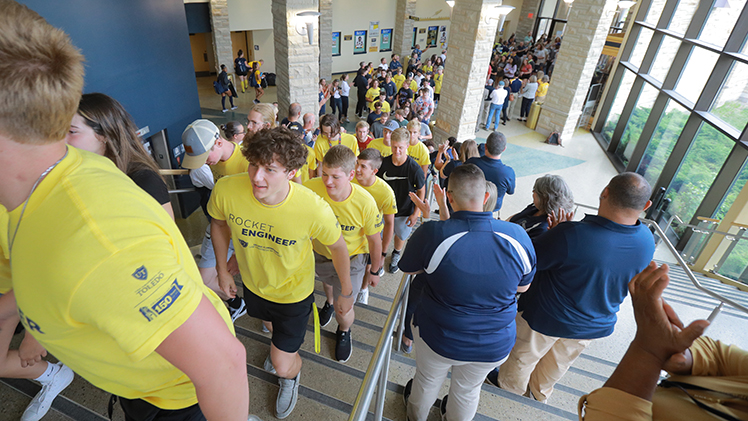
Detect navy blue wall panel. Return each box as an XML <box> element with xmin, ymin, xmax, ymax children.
<box><xmin>185</xmin><ymin>3</ymin><xmax>212</xmax><ymax>34</ymax></box>
<box><xmin>20</xmin><ymin>0</ymin><xmax>202</xmax><ymax>169</ymax></box>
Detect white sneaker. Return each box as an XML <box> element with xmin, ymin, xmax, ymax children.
<box><xmin>228</xmin><ymin>298</ymin><xmax>247</xmax><ymax>323</ymax></box>
<box><xmin>356</xmin><ymin>288</ymin><xmax>369</xmax><ymax>305</ymax></box>
<box><xmin>276</xmin><ymin>372</ymin><xmax>300</xmax><ymax>419</ymax></box>
<box><xmin>248</xmin><ymin>416</ymin><xmax>263</xmax><ymax>421</ymax></box>
<box><xmin>21</xmin><ymin>363</ymin><xmax>74</xmax><ymax>421</ymax></box>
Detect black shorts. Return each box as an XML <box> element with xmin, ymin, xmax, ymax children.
<box><xmin>236</xmin><ymin>71</ymin><xmax>248</xmax><ymax>76</ymax></box>
<box><xmin>243</xmin><ymin>286</ymin><xmax>313</xmax><ymax>353</ymax></box>
<box><xmin>118</xmin><ymin>397</ymin><xmax>204</xmax><ymax>421</ymax></box>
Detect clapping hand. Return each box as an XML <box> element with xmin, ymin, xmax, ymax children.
<box><xmin>547</xmin><ymin>208</ymin><xmax>574</xmax><ymax>229</ymax></box>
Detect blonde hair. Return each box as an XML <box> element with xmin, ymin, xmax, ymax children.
<box><xmin>322</xmin><ymin>144</ymin><xmax>356</xmax><ymax>173</ymax></box>
<box><xmin>0</xmin><ymin>1</ymin><xmax>85</xmax><ymax>144</ymax></box>
<box><xmin>355</xmin><ymin>121</ymin><xmax>370</xmax><ymax>130</ymax></box>
<box><xmin>459</xmin><ymin>139</ymin><xmax>479</xmax><ymax>162</ymax></box>
<box><xmin>391</xmin><ymin>127</ymin><xmax>410</xmax><ymax>144</ymax></box>
<box><xmin>251</xmin><ymin>103</ymin><xmax>277</xmax><ymax>128</ymax></box>
<box><xmin>484</xmin><ymin>181</ymin><xmax>498</xmax><ymax>212</ymax></box>
<box><xmin>406</xmin><ymin>119</ymin><xmax>421</xmax><ymax>132</ymax></box>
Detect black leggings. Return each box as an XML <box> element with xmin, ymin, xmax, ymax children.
<box><xmin>355</xmin><ymin>91</ymin><xmax>367</xmax><ymax>117</ymax></box>
<box><xmin>341</xmin><ymin>96</ymin><xmax>349</xmax><ymax>118</ymax></box>
<box><xmin>520</xmin><ymin>97</ymin><xmax>534</xmax><ymax>118</ymax></box>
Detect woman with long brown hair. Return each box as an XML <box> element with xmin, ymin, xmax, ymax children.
<box><xmin>66</xmin><ymin>93</ymin><xmax>174</xmax><ymax>219</ymax></box>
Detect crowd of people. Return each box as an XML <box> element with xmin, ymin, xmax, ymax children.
<box><xmin>1</xmin><ymin>2</ymin><xmax>746</xmax><ymax>421</ymax></box>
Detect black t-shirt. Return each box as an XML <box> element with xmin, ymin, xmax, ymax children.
<box><xmin>281</xmin><ymin>118</ymin><xmax>304</xmax><ymax>133</ymax></box>
<box><xmin>377</xmin><ymin>156</ymin><xmax>425</xmax><ymax>217</ymax></box>
<box><xmin>129</xmin><ymin>168</ymin><xmax>170</xmax><ymax>205</ymax></box>
<box><xmin>508</xmin><ymin>204</ymin><xmax>548</xmax><ymax>239</ymax></box>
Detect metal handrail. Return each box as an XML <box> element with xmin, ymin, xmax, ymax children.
<box><xmin>349</xmin><ymin>273</ymin><xmax>413</xmax><ymax>421</ymax></box>
<box><xmin>643</xmin><ymin>219</ymin><xmax>748</xmax><ymax>319</ymax></box>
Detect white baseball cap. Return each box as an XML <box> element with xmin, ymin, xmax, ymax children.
<box><xmin>181</xmin><ymin>119</ymin><xmax>219</xmax><ymax>169</ymax></box>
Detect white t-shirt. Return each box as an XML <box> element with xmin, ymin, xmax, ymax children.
<box><xmin>189</xmin><ymin>164</ymin><xmax>215</xmax><ymax>190</ymax></box>
<box><xmin>490</xmin><ymin>88</ymin><xmax>508</xmax><ymax>105</ymax></box>
<box><xmin>340</xmin><ymin>81</ymin><xmax>351</xmax><ymax>97</ymax></box>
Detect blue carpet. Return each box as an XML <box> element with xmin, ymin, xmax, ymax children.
<box><xmin>475</xmin><ymin>136</ymin><xmax>585</xmax><ymax>177</ymax></box>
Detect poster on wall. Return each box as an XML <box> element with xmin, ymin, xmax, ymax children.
<box><xmin>380</xmin><ymin>28</ymin><xmax>392</xmax><ymax>52</ymax></box>
<box><xmin>368</xmin><ymin>21</ymin><xmax>379</xmax><ymax>53</ymax></box>
<box><xmin>354</xmin><ymin>30</ymin><xmax>367</xmax><ymax>54</ymax></box>
<box><xmin>439</xmin><ymin>26</ymin><xmax>448</xmax><ymax>47</ymax></box>
<box><xmin>332</xmin><ymin>32</ymin><xmax>341</xmax><ymax>56</ymax></box>
<box><xmin>427</xmin><ymin>26</ymin><xmax>438</xmax><ymax>48</ymax></box>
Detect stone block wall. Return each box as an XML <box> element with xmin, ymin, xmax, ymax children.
<box><xmin>210</xmin><ymin>0</ymin><xmax>234</xmax><ymax>74</ymax></box>
<box><xmin>393</xmin><ymin>0</ymin><xmax>417</xmax><ymax>59</ymax></box>
<box><xmin>432</xmin><ymin>0</ymin><xmax>501</xmax><ymax>144</ymax></box>
<box><xmin>515</xmin><ymin>0</ymin><xmax>540</xmax><ymax>40</ymax></box>
<box><xmin>319</xmin><ymin>0</ymin><xmax>333</xmax><ymax>82</ymax></box>
<box><xmin>536</xmin><ymin>0</ymin><xmax>618</xmax><ymax>142</ymax></box>
<box><xmin>272</xmin><ymin>0</ymin><xmax>320</xmax><ymax>121</ymax></box>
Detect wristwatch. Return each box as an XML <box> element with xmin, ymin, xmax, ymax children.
<box><xmin>370</xmin><ymin>269</ymin><xmax>379</xmax><ymax>276</ymax></box>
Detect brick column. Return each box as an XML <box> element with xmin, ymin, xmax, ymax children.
<box><xmin>209</xmin><ymin>0</ymin><xmax>234</xmax><ymax>75</ymax></box>
<box><xmin>393</xmin><ymin>0</ymin><xmax>417</xmax><ymax>59</ymax></box>
<box><xmin>272</xmin><ymin>0</ymin><xmax>320</xmax><ymax>120</ymax></box>
<box><xmin>319</xmin><ymin>0</ymin><xmax>332</xmax><ymax>82</ymax></box>
<box><xmin>515</xmin><ymin>0</ymin><xmax>540</xmax><ymax>40</ymax></box>
<box><xmin>432</xmin><ymin>0</ymin><xmax>501</xmax><ymax>143</ymax></box>
<box><xmin>535</xmin><ymin>0</ymin><xmax>617</xmax><ymax>142</ymax></box>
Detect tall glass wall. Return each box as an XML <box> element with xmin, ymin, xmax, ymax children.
<box><xmin>593</xmin><ymin>0</ymin><xmax>748</xmax><ymax>257</ymax></box>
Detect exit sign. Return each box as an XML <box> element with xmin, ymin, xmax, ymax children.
<box><xmin>528</xmin><ymin>13</ymin><xmax>534</xmax><ymax>18</ymax></box>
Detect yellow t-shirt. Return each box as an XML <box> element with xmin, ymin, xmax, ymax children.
<box><xmin>422</xmin><ymin>64</ymin><xmax>433</xmax><ymax>74</ymax></box>
<box><xmin>303</xmin><ymin>179</ymin><xmax>382</xmax><ymax>259</ymax></box>
<box><xmin>210</xmin><ymin>141</ymin><xmax>248</xmax><ymax>182</ymax></box>
<box><xmin>434</xmin><ymin>74</ymin><xmax>443</xmax><ymax>94</ymax></box>
<box><xmin>408</xmin><ymin>142</ymin><xmax>432</xmax><ymax>166</ymax></box>
<box><xmin>314</xmin><ymin>133</ymin><xmax>360</xmax><ymax>163</ymax></box>
<box><xmin>0</xmin><ymin>207</ymin><xmax>10</xmax><ymax>294</ymax></box>
<box><xmin>393</xmin><ymin>74</ymin><xmax>405</xmax><ymax>91</ymax></box>
<box><xmin>298</xmin><ymin>145</ymin><xmax>317</xmax><ymax>184</ymax></box>
<box><xmin>208</xmin><ymin>176</ymin><xmax>341</xmax><ymax>303</ymax></box>
<box><xmin>366</xmin><ymin>138</ymin><xmax>393</xmax><ymax>157</ymax></box>
<box><xmin>353</xmin><ymin>177</ymin><xmax>398</xmax><ymax>216</ymax></box>
<box><xmin>8</xmin><ymin>147</ymin><xmax>232</xmax><ymax>409</ymax></box>
<box><xmin>379</xmin><ymin>101</ymin><xmax>392</xmax><ymax>115</ymax></box>
<box><xmin>366</xmin><ymin>87</ymin><xmax>381</xmax><ymax>111</ymax></box>
<box><xmin>536</xmin><ymin>82</ymin><xmax>549</xmax><ymax>98</ymax></box>
<box><xmin>409</xmin><ymin>80</ymin><xmax>419</xmax><ymax>97</ymax></box>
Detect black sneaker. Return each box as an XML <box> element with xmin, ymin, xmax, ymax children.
<box><xmin>335</xmin><ymin>328</ymin><xmax>352</xmax><ymax>362</ymax></box>
<box><xmin>227</xmin><ymin>297</ymin><xmax>247</xmax><ymax>323</ymax></box>
<box><xmin>389</xmin><ymin>251</ymin><xmax>401</xmax><ymax>274</ymax></box>
<box><xmin>403</xmin><ymin>378</ymin><xmax>413</xmax><ymax>407</ymax></box>
<box><xmin>485</xmin><ymin>367</ymin><xmax>500</xmax><ymax>387</ymax></box>
<box><xmin>318</xmin><ymin>302</ymin><xmax>334</xmax><ymax>327</ymax></box>
<box><xmin>440</xmin><ymin>394</ymin><xmax>448</xmax><ymax>416</ymax></box>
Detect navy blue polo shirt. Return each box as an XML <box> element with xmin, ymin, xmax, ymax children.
<box><xmin>399</xmin><ymin>211</ymin><xmax>536</xmax><ymax>362</ymax></box>
<box><xmin>519</xmin><ymin>214</ymin><xmax>655</xmax><ymax>339</ymax></box>
<box><xmin>464</xmin><ymin>156</ymin><xmax>515</xmax><ymax>211</ymax></box>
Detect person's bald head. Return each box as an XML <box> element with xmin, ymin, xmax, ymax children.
<box><xmin>604</xmin><ymin>172</ymin><xmax>652</xmax><ymax>211</ymax></box>
<box><xmin>302</xmin><ymin>113</ymin><xmax>315</xmax><ymax>129</ymax></box>
<box><xmin>447</xmin><ymin>164</ymin><xmax>487</xmax><ymax>211</ymax></box>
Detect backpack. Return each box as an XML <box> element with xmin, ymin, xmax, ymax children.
<box><xmin>545</xmin><ymin>131</ymin><xmax>562</xmax><ymax>146</ymax></box>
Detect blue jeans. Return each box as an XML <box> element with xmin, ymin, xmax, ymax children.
<box><xmin>485</xmin><ymin>104</ymin><xmax>503</xmax><ymax>130</ymax></box>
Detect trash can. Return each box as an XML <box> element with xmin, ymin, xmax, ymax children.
<box><xmin>526</xmin><ymin>102</ymin><xmax>542</xmax><ymax>130</ymax></box>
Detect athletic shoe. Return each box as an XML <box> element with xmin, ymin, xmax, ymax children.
<box><xmin>222</xmin><ymin>109</ymin><xmax>228</xmax><ymax>113</ymax></box>
<box><xmin>276</xmin><ymin>372</ymin><xmax>300</xmax><ymax>419</ymax></box>
<box><xmin>261</xmin><ymin>324</ymin><xmax>271</xmax><ymax>333</ymax></box>
<box><xmin>356</xmin><ymin>288</ymin><xmax>369</xmax><ymax>305</ymax></box>
<box><xmin>263</xmin><ymin>354</ymin><xmax>277</xmax><ymax>375</ymax></box>
<box><xmin>403</xmin><ymin>378</ymin><xmax>413</xmax><ymax>407</ymax></box>
<box><xmin>377</xmin><ymin>266</ymin><xmax>385</xmax><ymax>277</ymax></box>
<box><xmin>231</xmin><ymin>105</ymin><xmax>238</xmax><ymax>110</ymax></box>
<box><xmin>335</xmin><ymin>328</ymin><xmax>352</xmax><ymax>362</ymax></box>
<box><xmin>248</xmin><ymin>416</ymin><xmax>263</xmax><ymax>421</ymax></box>
<box><xmin>227</xmin><ymin>298</ymin><xmax>246</xmax><ymax>323</ymax></box>
<box><xmin>21</xmin><ymin>363</ymin><xmax>74</xmax><ymax>421</ymax></box>
<box><xmin>318</xmin><ymin>302</ymin><xmax>334</xmax><ymax>327</ymax></box>
<box><xmin>389</xmin><ymin>252</ymin><xmax>401</xmax><ymax>274</ymax></box>
<box><xmin>400</xmin><ymin>339</ymin><xmax>413</xmax><ymax>354</ymax></box>
<box><xmin>253</xmin><ymin>99</ymin><xmax>260</xmax><ymax>104</ymax></box>
<box><xmin>440</xmin><ymin>394</ymin><xmax>448</xmax><ymax>418</ymax></box>
<box><xmin>485</xmin><ymin>368</ymin><xmax>500</xmax><ymax>387</ymax></box>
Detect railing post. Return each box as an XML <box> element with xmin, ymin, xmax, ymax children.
<box><xmin>396</xmin><ymin>280</ymin><xmax>410</xmax><ymax>353</ymax></box>
<box><xmin>712</xmin><ymin>227</ymin><xmax>747</xmax><ymax>274</ymax></box>
<box><xmin>374</xmin><ymin>334</ymin><xmax>392</xmax><ymax>421</ymax></box>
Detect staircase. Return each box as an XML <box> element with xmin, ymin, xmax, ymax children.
<box><xmin>3</xmin><ymin>254</ymin><xmax>747</xmax><ymax>421</ymax></box>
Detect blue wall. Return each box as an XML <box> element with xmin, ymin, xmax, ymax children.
<box><xmin>20</xmin><ymin>0</ymin><xmax>202</xmax><ymax>169</ymax></box>
<box><xmin>185</xmin><ymin>3</ymin><xmax>212</xmax><ymax>34</ymax></box>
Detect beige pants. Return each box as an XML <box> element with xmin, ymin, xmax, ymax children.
<box><xmin>498</xmin><ymin>312</ymin><xmax>591</xmax><ymax>402</ymax></box>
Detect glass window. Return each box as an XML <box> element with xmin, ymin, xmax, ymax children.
<box><xmin>637</xmin><ymin>101</ymin><xmax>689</xmax><ymax>186</ymax></box>
<box><xmin>556</xmin><ymin>1</ymin><xmax>572</xmax><ymax>20</ymax></box>
<box><xmin>710</xmin><ymin>61</ymin><xmax>748</xmax><ymax>133</ymax></box>
<box><xmin>698</xmin><ymin>0</ymin><xmax>747</xmax><ymax>48</ymax></box>
<box><xmin>536</xmin><ymin>19</ymin><xmax>552</xmax><ymax>39</ymax></box>
<box><xmin>665</xmin><ymin>123</ymin><xmax>734</xmax><ymax>236</ymax></box>
<box><xmin>601</xmin><ymin>70</ymin><xmax>638</xmax><ymax>144</ymax></box>
<box><xmin>644</xmin><ymin>0</ymin><xmax>668</xmax><ymax>26</ymax></box>
<box><xmin>615</xmin><ymin>83</ymin><xmax>660</xmax><ymax>166</ymax></box>
<box><xmin>667</xmin><ymin>0</ymin><xmax>699</xmax><ymax>34</ymax></box>
<box><xmin>552</xmin><ymin>22</ymin><xmax>567</xmax><ymax>39</ymax></box>
<box><xmin>649</xmin><ymin>36</ymin><xmax>681</xmax><ymax>82</ymax></box>
<box><xmin>539</xmin><ymin>0</ymin><xmax>558</xmax><ymax>18</ymax></box>
<box><xmin>629</xmin><ymin>27</ymin><xmax>654</xmax><ymax>69</ymax></box>
<box><xmin>715</xmin><ymin>157</ymin><xmax>748</xmax><ymax>221</ymax></box>
<box><xmin>714</xmin><ymin>159</ymin><xmax>748</xmax><ymax>281</ymax></box>
<box><xmin>673</xmin><ymin>46</ymin><xmax>720</xmax><ymax>104</ymax></box>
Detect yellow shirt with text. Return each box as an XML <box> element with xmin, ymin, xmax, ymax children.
<box><xmin>208</xmin><ymin>176</ymin><xmax>340</xmax><ymax>303</ymax></box>
<box><xmin>210</xmin><ymin>141</ymin><xmax>249</xmax><ymax>182</ymax></box>
<box><xmin>353</xmin><ymin>177</ymin><xmax>398</xmax><ymax>216</ymax></box>
<box><xmin>8</xmin><ymin>147</ymin><xmax>232</xmax><ymax>409</ymax></box>
<box><xmin>393</xmin><ymin>74</ymin><xmax>405</xmax><ymax>91</ymax></box>
<box><xmin>367</xmin><ymin>138</ymin><xmax>393</xmax><ymax>157</ymax></box>
<box><xmin>408</xmin><ymin>142</ymin><xmax>432</xmax><ymax>166</ymax></box>
<box><xmin>314</xmin><ymin>133</ymin><xmax>360</xmax><ymax>163</ymax></box>
<box><xmin>303</xmin><ymin>178</ymin><xmax>382</xmax><ymax>259</ymax></box>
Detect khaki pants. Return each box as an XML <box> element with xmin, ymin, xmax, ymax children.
<box><xmin>498</xmin><ymin>312</ymin><xmax>591</xmax><ymax>402</ymax></box>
